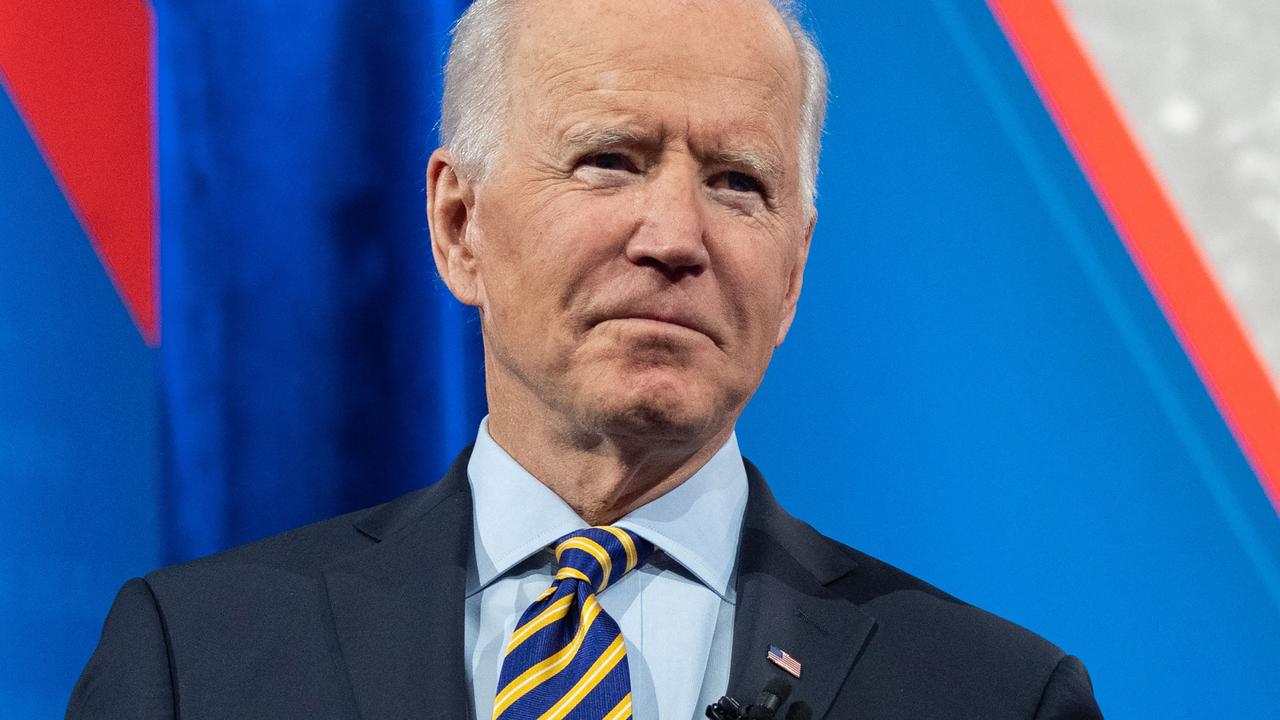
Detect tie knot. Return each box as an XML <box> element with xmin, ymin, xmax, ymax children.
<box><xmin>552</xmin><ymin>526</ymin><xmax>654</xmax><ymax>594</ymax></box>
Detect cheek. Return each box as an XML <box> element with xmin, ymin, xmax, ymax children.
<box><xmin>716</xmin><ymin>236</ymin><xmax>797</xmax><ymax>322</ymax></box>
<box><xmin>478</xmin><ymin>193</ymin><xmax>635</xmax><ymax>318</ymax></box>
<box><xmin>527</xmin><ymin>192</ymin><xmax>640</xmax><ymax>272</ymax></box>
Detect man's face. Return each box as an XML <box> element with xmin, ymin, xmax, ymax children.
<box><xmin>460</xmin><ymin>0</ymin><xmax>812</xmax><ymax>443</ymax></box>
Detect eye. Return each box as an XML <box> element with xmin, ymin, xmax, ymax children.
<box><xmin>582</xmin><ymin>153</ymin><xmax>636</xmax><ymax>172</ymax></box>
<box><xmin>711</xmin><ymin>171</ymin><xmax>765</xmax><ymax>195</ymax></box>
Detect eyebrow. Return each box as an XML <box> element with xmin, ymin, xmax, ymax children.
<box><xmin>562</xmin><ymin>126</ymin><xmax>648</xmax><ymax>153</ymax></box>
<box><xmin>561</xmin><ymin>125</ymin><xmax>784</xmax><ymax>182</ymax></box>
<box><xmin>708</xmin><ymin>148</ymin><xmax>783</xmax><ymax>182</ymax></box>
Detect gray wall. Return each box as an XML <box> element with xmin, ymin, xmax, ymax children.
<box><xmin>1062</xmin><ymin>0</ymin><xmax>1280</xmax><ymax>382</ymax></box>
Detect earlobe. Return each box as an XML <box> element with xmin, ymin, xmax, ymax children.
<box><xmin>427</xmin><ymin>148</ymin><xmax>484</xmax><ymax>307</ymax></box>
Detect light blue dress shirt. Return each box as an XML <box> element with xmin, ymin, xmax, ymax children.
<box><xmin>463</xmin><ymin>418</ymin><xmax>748</xmax><ymax>720</ymax></box>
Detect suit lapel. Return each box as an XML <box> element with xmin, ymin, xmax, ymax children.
<box><xmin>323</xmin><ymin>451</ymin><xmax>475</xmax><ymax>720</ymax></box>
<box><xmin>728</xmin><ymin>461</ymin><xmax>876</xmax><ymax>720</ymax></box>
<box><xmin>318</xmin><ymin>451</ymin><xmax>874</xmax><ymax>719</ymax></box>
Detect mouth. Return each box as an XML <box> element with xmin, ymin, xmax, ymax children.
<box><xmin>592</xmin><ymin>310</ymin><xmax>720</xmax><ymax>346</ymax></box>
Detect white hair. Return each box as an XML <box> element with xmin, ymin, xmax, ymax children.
<box><xmin>439</xmin><ymin>0</ymin><xmax>830</xmax><ymax>212</ymax></box>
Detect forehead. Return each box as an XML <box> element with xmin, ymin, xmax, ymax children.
<box><xmin>506</xmin><ymin>0</ymin><xmax>804</xmax><ymax>151</ymax></box>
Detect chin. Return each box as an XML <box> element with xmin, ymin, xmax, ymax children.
<box><xmin>604</xmin><ymin>402</ymin><xmax>704</xmax><ymax>440</ymax></box>
<box><xmin>585</xmin><ymin>378</ymin><xmax>731</xmax><ymax>444</ymax></box>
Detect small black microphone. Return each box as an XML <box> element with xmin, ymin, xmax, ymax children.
<box><xmin>705</xmin><ymin>695</ymin><xmax>743</xmax><ymax>720</ymax></box>
<box><xmin>705</xmin><ymin>677</ymin><xmax>796</xmax><ymax>720</ymax></box>
<box><xmin>784</xmin><ymin>701</ymin><xmax>813</xmax><ymax>720</ymax></box>
<box><xmin>743</xmin><ymin>677</ymin><xmax>792</xmax><ymax>719</ymax></box>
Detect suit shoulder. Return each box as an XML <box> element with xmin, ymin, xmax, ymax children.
<box><xmin>744</xmin><ymin>461</ymin><xmax>1066</xmax><ymax>665</ymax></box>
<box><xmin>147</xmin><ymin>480</ymin><xmax>449</xmax><ymax>584</ymax></box>
<box><xmin>820</xmin><ymin>533</ymin><xmax>1066</xmax><ymax>662</ymax></box>
<box><xmin>822</xmin><ymin>534</ymin><xmax>965</xmax><ymax>604</ymax></box>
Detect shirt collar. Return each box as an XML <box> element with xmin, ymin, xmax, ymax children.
<box><xmin>466</xmin><ymin>417</ymin><xmax>748</xmax><ymax>602</ymax></box>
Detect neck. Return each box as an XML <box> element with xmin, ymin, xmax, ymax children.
<box><xmin>485</xmin><ymin>388</ymin><xmax>734</xmax><ymax>527</ymax></box>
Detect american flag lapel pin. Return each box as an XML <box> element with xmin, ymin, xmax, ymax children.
<box><xmin>767</xmin><ymin>645</ymin><xmax>802</xmax><ymax>678</ymax></box>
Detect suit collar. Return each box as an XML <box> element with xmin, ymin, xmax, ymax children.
<box><xmin>323</xmin><ymin>448</ymin><xmax>475</xmax><ymax>720</ymax></box>
<box><xmin>727</xmin><ymin>459</ymin><xmax>876</xmax><ymax>720</ymax></box>
<box><xmin>322</xmin><ymin>450</ymin><xmax>876</xmax><ymax>720</ymax></box>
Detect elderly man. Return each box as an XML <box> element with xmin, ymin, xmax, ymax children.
<box><xmin>69</xmin><ymin>1</ymin><xmax>1102</xmax><ymax>718</ymax></box>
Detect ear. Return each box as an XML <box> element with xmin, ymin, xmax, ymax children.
<box><xmin>774</xmin><ymin>213</ymin><xmax>815</xmax><ymax>347</ymax></box>
<box><xmin>427</xmin><ymin>148</ymin><xmax>484</xmax><ymax>307</ymax></box>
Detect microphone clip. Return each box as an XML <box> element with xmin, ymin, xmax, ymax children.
<box><xmin>705</xmin><ymin>678</ymin><xmax>811</xmax><ymax>720</ymax></box>
<box><xmin>705</xmin><ymin>695</ymin><xmax>744</xmax><ymax>720</ymax></box>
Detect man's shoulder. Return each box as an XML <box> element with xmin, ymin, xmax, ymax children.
<box><xmin>151</xmin><ymin>503</ymin><xmax>377</xmax><ymax>579</ymax></box>
<box><xmin>75</xmin><ymin>468</ymin><xmax>476</xmax><ymax>719</ymax></box>
<box><xmin>144</xmin><ymin>471</ymin><xmax>464</xmax><ymax>593</ymax></box>
<box><xmin>743</xmin><ymin>467</ymin><xmax>1069</xmax><ymax>682</ymax></box>
<box><xmin>792</xmin><ymin>520</ymin><xmax>1097</xmax><ymax>716</ymax></box>
<box><xmin>745</xmin><ymin>461</ymin><xmax>1064</xmax><ymax>662</ymax></box>
<box><xmin>822</xmin><ymin>530</ymin><xmax>1065</xmax><ymax>658</ymax></box>
<box><xmin>736</xmin><ymin>466</ymin><xmax>1101</xmax><ymax>717</ymax></box>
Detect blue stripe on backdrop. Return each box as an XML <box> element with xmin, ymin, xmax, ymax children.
<box><xmin>738</xmin><ymin>2</ymin><xmax>1280</xmax><ymax>718</ymax></box>
<box><xmin>0</xmin><ymin>91</ymin><xmax>161</xmax><ymax>718</ymax></box>
<box><xmin>154</xmin><ymin>0</ymin><xmax>483</xmax><ymax>562</ymax></box>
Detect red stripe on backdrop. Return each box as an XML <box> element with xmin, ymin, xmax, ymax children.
<box><xmin>0</xmin><ymin>0</ymin><xmax>158</xmax><ymax>345</ymax></box>
<box><xmin>986</xmin><ymin>0</ymin><xmax>1280</xmax><ymax>512</ymax></box>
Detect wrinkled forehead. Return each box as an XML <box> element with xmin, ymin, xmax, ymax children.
<box><xmin>506</xmin><ymin>0</ymin><xmax>805</xmax><ymax>127</ymax></box>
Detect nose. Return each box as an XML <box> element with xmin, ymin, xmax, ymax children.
<box><xmin>624</xmin><ymin>165</ymin><xmax>710</xmax><ymax>281</ymax></box>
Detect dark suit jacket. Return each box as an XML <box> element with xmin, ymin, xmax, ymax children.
<box><xmin>68</xmin><ymin>449</ymin><xmax>1102</xmax><ymax>719</ymax></box>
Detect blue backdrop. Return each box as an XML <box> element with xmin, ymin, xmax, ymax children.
<box><xmin>2</xmin><ymin>1</ymin><xmax>1278</xmax><ymax>717</ymax></box>
<box><xmin>156</xmin><ymin>0</ymin><xmax>485</xmax><ymax>562</ymax></box>
<box><xmin>0</xmin><ymin>86</ymin><xmax>161</xmax><ymax>720</ymax></box>
<box><xmin>738</xmin><ymin>5</ymin><xmax>1280</xmax><ymax>718</ymax></box>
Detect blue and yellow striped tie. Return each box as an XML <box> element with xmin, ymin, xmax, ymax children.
<box><xmin>493</xmin><ymin>526</ymin><xmax>654</xmax><ymax>720</ymax></box>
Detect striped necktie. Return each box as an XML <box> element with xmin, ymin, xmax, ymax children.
<box><xmin>493</xmin><ymin>526</ymin><xmax>655</xmax><ymax>720</ymax></box>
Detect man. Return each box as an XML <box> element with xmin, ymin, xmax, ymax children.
<box><xmin>69</xmin><ymin>0</ymin><xmax>1103</xmax><ymax>718</ymax></box>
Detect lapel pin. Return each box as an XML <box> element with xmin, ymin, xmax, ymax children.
<box><xmin>767</xmin><ymin>645</ymin><xmax>802</xmax><ymax>678</ymax></box>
